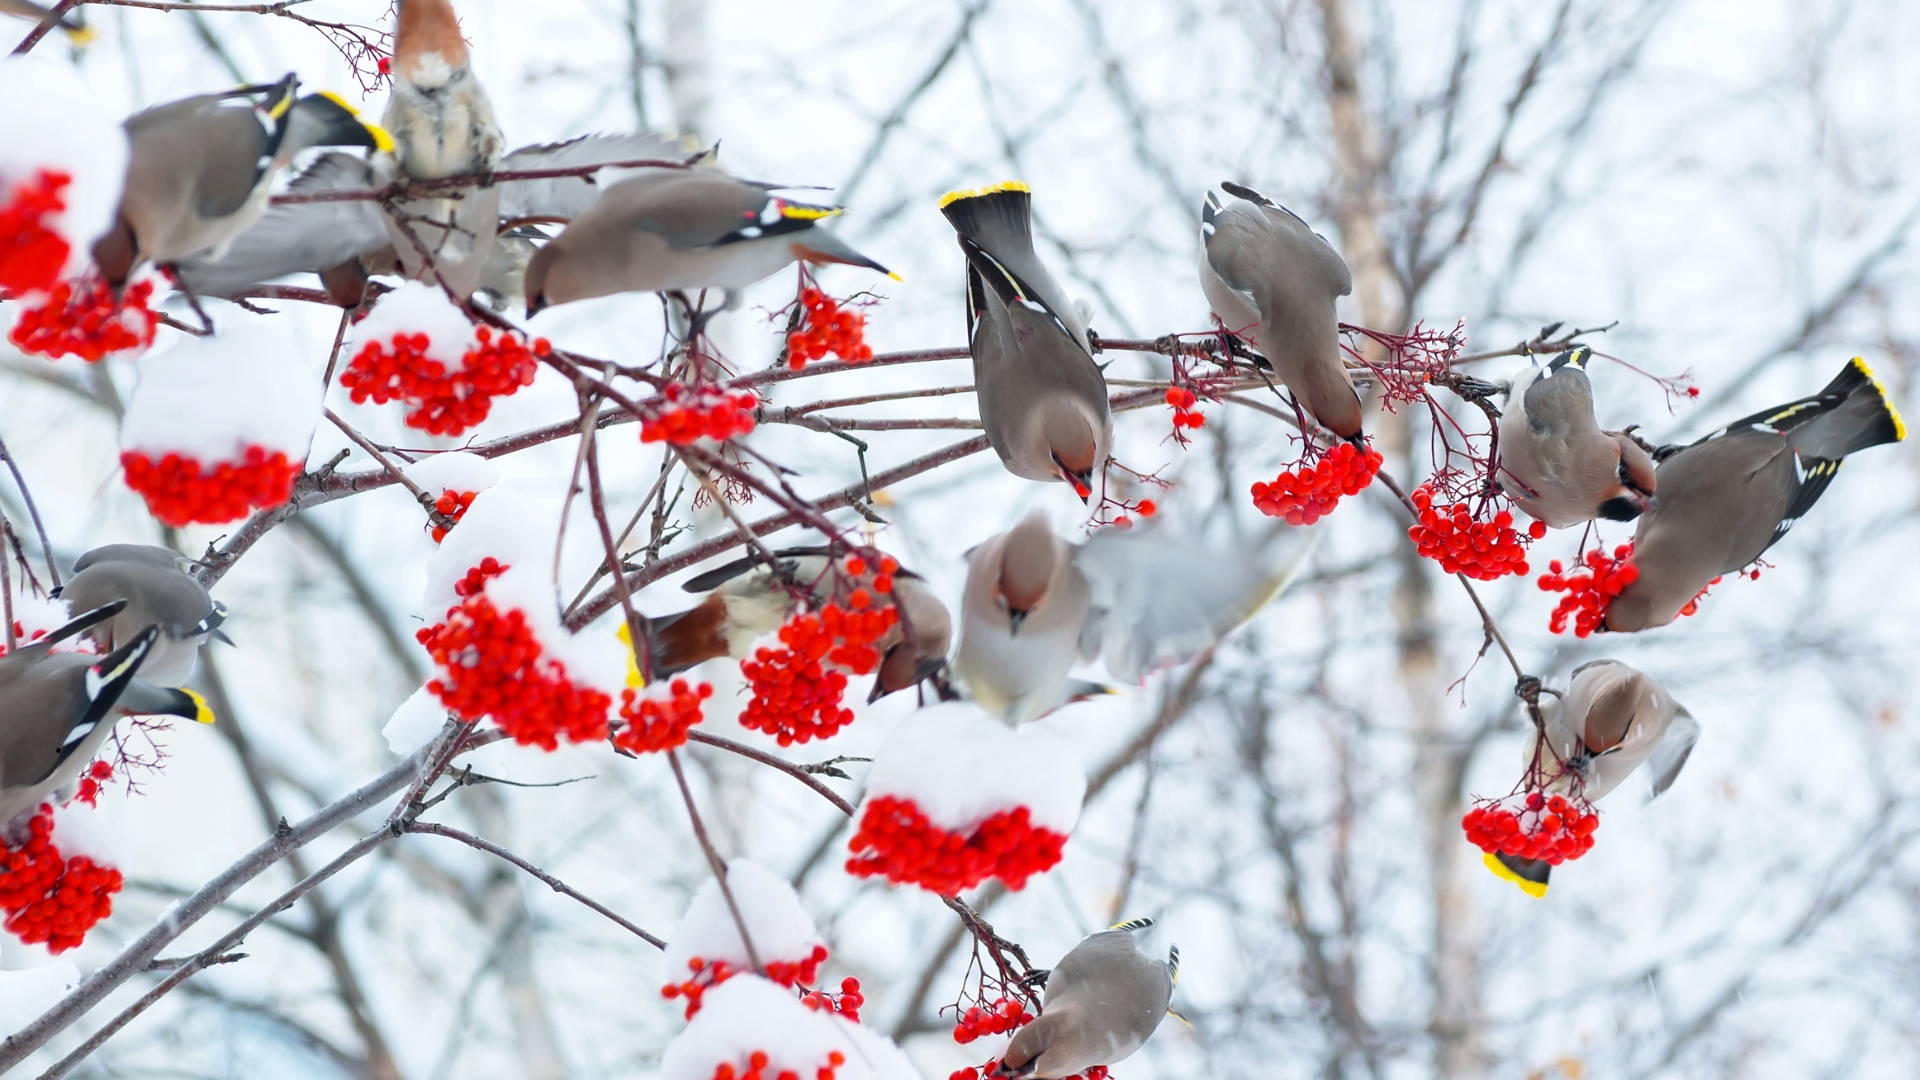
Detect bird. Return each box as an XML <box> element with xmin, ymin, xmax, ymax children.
<box><xmin>1485</xmin><ymin>660</ymin><xmax>1698</xmax><ymax>897</ymax></box>
<box><xmin>644</xmin><ymin>546</ymin><xmax>951</xmax><ymax>703</ymax></box>
<box><xmin>522</xmin><ymin>167</ymin><xmax>895</xmax><ymax>329</ymax></box>
<box><xmin>55</xmin><ymin>544</ymin><xmax>227</xmax><ymax>687</ymax></box>
<box><xmin>1199</xmin><ymin>183</ymin><xmax>1361</xmax><ymax>440</ymax></box>
<box><xmin>90</xmin><ymin>76</ymin><xmax>393</xmax><ymax>287</ymax></box>
<box><xmin>1495</xmin><ymin>345</ymin><xmax>1658</xmax><ymax>528</ymax></box>
<box><xmin>940</xmin><ymin>182</ymin><xmax>1111</xmax><ymax>499</ymax></box>
<box><xmin>994</xmin><ymin>919</ymin><xmax>1175</xmax><ymax>1080</ymax></box>
<box><xmin>0</xmin><ymin>0</ymin><xmax>91</xmax><ymax>46</ymax></box>
<box><xmin>0</xmin><ymin>603</ymin><xmax>211</xmax><ymax>836</ymax></box>
<box><xmin>954</xmin><ymin>513</ymin><xmax>1314</xmax><ymax>724</ymax></box>
<box><xmin>1604</xmin><ymin>357</ymin><xmax>1905</xmax><ymax>632</ymax></box>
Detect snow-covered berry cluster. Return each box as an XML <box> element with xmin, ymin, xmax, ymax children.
<box><xmin>1408</xmin><ymin>485</ymin><xmax>1542</xmax><ymax>580</ymax></box>
<box><xmin>738</xmin><ymin>602</ymin><xmax>900</xmax><ymax>747</ymax></box>
<box><xmin>0</xmin><ymin>806</ymin><xmax>122</xmax><ymax>954</ymax></box>
<box><xmin>429</xmin><ymin>489</ymin><xmax>478</xmax><ymax>543</ymax></box>
<box><xmin>952</xmin><ymin>1064</ymin><xmax>1106</xmax><ymax>1080</ymax></box>
<box><xmin>615</xmin><ymin>677</ymin><xmax>714</xmax><ymax>754</ymax></box>
<box><xmin>0</xmin><ymin>168</ymin><xmax>70</xmax><ymax>295</ymax></box>
<box><xmin>121</xmin><ymin>445</ymin><xmax>301</xmax><ymax>526</ymax></box>
<box><xmin>340</xmin><ymin>325</ymin><xmax>546</xmax><ymax>436</ymax></box>
<box><xmin>953</xmin><ymin>996</ymin><xmax>1032</xmax><ymax>1044</ymax></box>
<box><xmin>642</xmin><ymin>383</ymin><xmax>760</xmax><ymax>445</ymax></box>
<box><xmin>9</xmin><ymin>278</ymin><xmax>158</xmax><ymax>361</ymax></box>
<box><xmin>845</xmin><ymin>796</ymin><xmax>1069</xmax><ymax>895</ymax></box>
<box><xmin>765</xmin><ymin>943</ymin><xmax>830</xmax><ymax>989</ymax></box>
<box><xmin>1461</xmin><ymin>791</ymin><xmax>1598</xmax><ymax>866</ymax></box>
<box><xmin>1538</xmin><ymin>544</ymin><xmax>1639</xmax><ymax>637</ymax></box>
<box><xmin>708</xmin><ymin>1048</ymin><xmax>846</xmax><ymax>1080</ymax></box>
<box><xmin>785</xmin><ymin>288</ymin><xmax>872</xmax><ymax>369</ymax></box>
<box><xmin>800</xmin><ymin>976</ymin><xmax>864</xmax><ymax>1023</ymax></box>
<box><xmin>1164</xmin><ymin>386</ymin><xmax>1205</xmax><ymax>432</ymax></box>
<box><xmin>1251</xmin><ymin>441</ymin><xmax>1384</xmax><ymax>525</ymax></box>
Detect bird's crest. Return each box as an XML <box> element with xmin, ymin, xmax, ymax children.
<box><xmin>938</xmin><ymin>180</ymin><xmax>1030</xmax><ymax>209</ymax></box>
<box><xmin>1109</xmin><ymin>917</ymin><xmax>1154</xmax><ymax>933</ymax></box>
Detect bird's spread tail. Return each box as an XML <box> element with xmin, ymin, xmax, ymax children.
<box><xmin>1483</xmin><ymin>851</ymin><xmax>1551</xmax><ymax>898</ymax></box>
<box><xmin>1730</xmin><ymin>356</ymin><xmax>1906</xmax><ymax>460</ymax></box>
<box><xmin>1110</xmin><ymin>916</ymin><xmax>1154</xmax><ymax>932</ymax></box>
<box><xmin>940</xmin><ymin>182</ymin><xmax>1035</xmax><ymax>261</ymax></box>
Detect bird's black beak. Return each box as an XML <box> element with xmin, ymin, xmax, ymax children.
<box><xmin>1598</xmin><ymin>491</ymin><xmax>1655</xmax><ymax>522</ymax></box>
<box><xmin>1007</xmin><ymin>609</ymin><xmax>1028</xmax><ymax>636</ymax></box>
<box><xmin>527</xmin><ymin>293</ymin><xmax>548</xmax><ymax>318</ymax></box>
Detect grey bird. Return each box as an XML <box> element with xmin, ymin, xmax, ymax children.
<box><xmin>994</xmin><ymin>919</ymin><xmax>1175</xmax><ymax>1080</ymax></box>
<box><xmin>648</xmin><ymin>546</ymin><xmax>951</xmax><ymax>703</ymax></box>
<box><xmin>0</xmin><ymin>0</ymin><xmax>90</xmax><ymax>44</ymax></box>
<box><xmin>940</xmin><ymin>182</ymin><xmax>1111</xmax><ymax>499</ymax></box>
<box><xmin>1199</xmin><ymin>183</ymin><xmax>1361</xmax><ymax>440</ymax></box>
<box><xmin>1489</xmin><ymin>660</ymin><xmax>1698</xmax><ymax>896</ymax></box>
<box><xmin>0</xmin><ymin>604</ymin><xmax>210</xmax><ymax>835</ymax></box>
<box><xmin>1605</xmin><ymin>357</ymin><xmax>1905</xmax><ymax>632</ymax></box>
<box><xmin>954</xmin><ymin>514</ymin><xmax>1313</xmax><ymax>724</ymax></box>
<box><xmin>91</xmin><ymin>77</ymin><xmax>392</xmax><ymax>287</ymax></box>
<box><xmin>56</xmin><ymin>544</ymin><xmax>227</xmax><ymax>687</ymax></box>
<box><xmin>1496</xmin><ymin>346</ymin><xmax>1658</xmax><ymax>528</ymax></box>
<box><xmin>522</xmin><ymin>168</ymin><xmax>895</xmax><ymax>326</ymax></box>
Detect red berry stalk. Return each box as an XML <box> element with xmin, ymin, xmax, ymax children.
<box><xmin>121</xmin><ymin>446</ymin><xmax>301</xmax><ymax>527</ymax></box>
<box><xmin>1461</xmin><ymin>790</ymin><xmax>1598</xmax><ymax>866</ymax></box>
<box><xmin>661</xmin><ymin>956</ymin><xmax>737</xmax><ymax>1019</ymax></box>
<box><xmin>1408</xmin><ymin>484</ymin><xmax>1542</xmax><ymax>580</ymax></box>
<box><xmin>785</xmin><ymin>287</ymin><xmax>873</xmax><ymax>369</ymax></box>
<box><xmin>339</xmin><ymin>326</ymin><xmax>546</xmax><ymax>436</ymax></box>
<box><xmin>0</xmin><ymin>169</ymin><xmax>71</xmax><ymax>296</ymax></box>
<box><xmin>739</xmin><ymin>602</ymin><xmax>899</xmax><ymax>747</ymax></box>
<box><xmin>1251</xmin><ymin>441</ymin><xmax>1384</xmax><ymax>525</ymax></box>
<box><xmin>9</xmin><ymin>278</ymin><xmax>158</xmax><ymax>360</ymax></box>
<box><xmin>1537</xmin><ymin>543</ymin><xmax>1639</xmax><ymax>637</ymax></box>
<box><xmin>845</xmin><ymin>796</ymin><xmax>1069</xmax><ymax>895</ymax></box>
<box><xmin>0</xmin><ymin>806</ymin><xmax>123</xmax><ymax>954</ymax></box>
<box><xmin>641</xmin><ymin>383</ymin><xmax>760</xmax><ymax>445</ymax></box>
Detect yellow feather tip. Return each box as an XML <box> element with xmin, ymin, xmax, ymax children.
<box><xmin>315</xmin><ymin>90</ymin><xmax>359</xmax><ymax>116</ymax></box>
<box><xmin>937</xmin><ymin>180</ymin><xmax>1031</xmax><ymax>209</ymax></box>
<box><xmin>780</xmin><ymin>204</ymin><xmax>844</xmax><ymax>222</ymax></box>
<box><xmin>1167</xmin><ymin>1009</ymin><xmax>1193</xmax><ymax>1028</ymax></box>
<box><xmin>64</xmin><ymin>25</ymin><xmax>95</xmax><ymax>48</ymax></box>
<box><xmin>1482</xmin><ymin>851</ymin><xmax>1548</xmax><ymax>898</ymax></box>
<box><xmin>616</xmin><ymin>622</ymin><xmax>646</xmax><ymax>689</ymax></box>
<box><xmin>185</xmin><ymin>688</ymin><xmax>215</xmax><ymax>725</ymax></box>
<box><xmin>1851</xmin><ymin>356</ymin><xmax>1906</xmax><ymax>442</ymax></box>
<box><xmin>886</xmin><ymin>271</ymin><xmax>904</xmax><ymax>282</ymax></box>
<box><xmin>364</xmin><ymin>122</ymin><xmax>396</xmax><ymax>154</ymax></box>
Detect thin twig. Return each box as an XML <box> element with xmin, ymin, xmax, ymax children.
<box><xmin>410</xmin><ymin>823</ymin><xmax>665</xmax><ymax>948</ymax></box>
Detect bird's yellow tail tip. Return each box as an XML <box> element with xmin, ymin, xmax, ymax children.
<box><xmin>185</xmin><ymin>688</ymin><xmax>216</xmax><ymax>725</ymax></box>
<box><xmin>1482</xmin><ymin>851</ymin><xmax>1548</xmax><ymax>898</ymax></box>
<box><xmin>1851</xmin><ymin>356</ymin><xmax>1906</xmax><ymax>442</ymax></box>
<box><xmin>937</xmin><ymin>180</ymin><xmax>1030</xmax><ymax>209</ymax></box>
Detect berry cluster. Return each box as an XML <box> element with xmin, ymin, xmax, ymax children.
<box><xmin>953</xmin><ymin>996</ymin><xmax>1033</xmax><ymax>1044</ymax></box>
<box><xmin>0</xmin><ymin>622</ymin><xmax>51</xmax><ymax>658</ymax></box>
<box><xmin>1408</xmin><ymin>485</ymin><xmax>1543</xmax><ymax>580</ymax></box>
<box><xmin>0</xmin><ymin>806</ymin><xmax>122</xmax><ymax>953</ymax></box>
<box><xmin>801</xmin><ymin>976</ymin><xmax>865</xmax><ymax>1022</ymax></box>
<box><xmin>1538</xmin><ymin>544</ymin><xmax>1639</xmax><ymax>637</ymax></box>
<box><xmin>73</xmin><ymin>760</ymin><xmax>115</xmax><ymax>808</ymax></box>
<box><xmin>641</xmin><ymin>383</ymin><xmax>760</xmax><ymax>445</ymax></box>
<box><xmin>121</xmin><ymin>446</ymin><xmax>301</xmax><ymax>527</ymax></box>
<box><xmin>615</xmin><ymin>678</ymin><xmax>713</xmax><ymax>754</ymax></box>
<box><xmin>0</xmin><ymin>168</ymin><xmax>70</xmax><ymax>295</ymax></box>
<box><xmin>340</xmin><ymin>326</ymin><xmax>546</xmax><ymax>436</ymax></box>
<box><xmin>429</xmin><ymin>489</ymin><xmax>478</xmax><ymax>543</ymax></box>
<box><xmin>1164</xmin><ymin>386</ymin><xmax>1206</xmax><ymax>431</ymax></box>
<box><xmin>1461</xmin><ymin>791</ymin><xmax>1599</xmax><ymax>866</ymax></box>
<box><xmin>708</xmin><ymin>1049</ymin><xmax>846</xmax><ymax>1080</ymax></box>
<box><xmin>953</xmin><ymin>1064</ymin><xmax>1106</xmax><ymax>1080</ymax></box>
<box><xmin>765</xmin><ymin>942</ymin><xmax>830</xmax><ymax>989</ymax></box>
<box><xmin>417</xmin><ymin>587</ymin><xmax>613</xmax><ymax>750</ymax></box>
<box><xmin>9</xmin><ymin>278</ymin><xmax>158</xmax><ymax>360</ymax></box>
<box><xmin>845</xmin><ymin>796</ymin><xmax>1069</xmax><ymax>895</ymax></box>
<box><xmin>786</xmin><ymin>288</ymin><xmax>873</xmax><ymax>369</ymax></box>
<box><xmin>453</xmin><ymin>557</ymin><xmax>510</xmax><ymax>598</ymax></box>
<box><xmin>662</xmin><ymin>956</ymin><xmax>733</xmax><ymax>1019</ymax></box>
<box><xmin>1251</xmin><ymin>442</ymin><xmax>1384</xmax><ymax>525</ymax></box>
<box><xmin>739</xmin><ymin>602</ymin><xmax>900</xmax><ymax>747</ymax></box>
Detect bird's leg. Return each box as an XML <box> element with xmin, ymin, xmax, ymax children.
<box><xmin>797</xmin><ymin>755</ymin><xmax>871</xmax><ymax>780</ymax></box>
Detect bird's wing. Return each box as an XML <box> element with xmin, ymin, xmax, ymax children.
<box><xmin>188</xmin><ymin>106</ymin><xmax>275</xmax><ymax>220</ymax></box>
<box><xmin>598</xmin><ymin>171</ymin><xmax>829</xmax><ymax>251</ymax></box>
<box><xmin>174</xmin><ymin>151</ymin><xmax>391</xmax><ymax>297</ymax></box>
<box><xmin>1</xmin><ymin>631</ymin><xmax>159</xmax><ymax>788</ymax></box>
<box><xmin>1076</xmin><ymin>523</ymin><xmax>1317</xmax><ymax>682</ymax></box>
<box><xmin>1577</xmin><ymin>667</ymin><xmax>1640</xmax><ymax>753</ymax></box>
<box><xmin>1647</xmin><ymin>706</ymin><xmax>1700</xmax><ymax>798</ymax></box>
<box><xmin>498</xmin><ymin>133</ymin><xmax>688</xmax><ymax>220</ymax></box>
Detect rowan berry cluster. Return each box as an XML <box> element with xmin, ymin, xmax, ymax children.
<box><xmin>1538</xmin><ymin>543</ymin><xmax>1639</xmax><ymax>637</ymax></box>
<box><xmin>339</xmin><ymin>326</ymin><xmax>546</xmax><ymax>436</ymax></box>
<box><xmin>417</xmin><ymin>587</ymin><xmax>613</xmax><ymax>750</ymax></box>
<box><xmin>709</xmin><ymin>1049</ymin><xmax>846</xmax><ymax>1080</ymax></box>
<box><xmin>0</xmin><ymin>623</ymin><xmax>50</xmax><ymax>657</ymax></box>
<box><xmin>661</xmin><ymin>956</ymin><xmax>734</xmax><ymax>1019</ymax></box>
<box><xmin>1164</xmin><ymin>386</ymin><xmax>1206</xmax><ymax>430</ymax></box>
<box><xmin>953</xmin><ymin>1064</ymin><xmax>1106</xmax><ymax>1080</ymax></box>
<box><xmin>786</xmin><ymin>288</ymin><xmax>872</xmax><ymax>369</ymax></box>
<box><xmin>800</xmin><ymin>976</ymin><xmax>865</xmax><ymax>1022</ymax></box>
<box><xmin>1461</xmin><ymin>790</ymin><xmax>1599</xmax><ymax>866</ymax></box>
<box><xmin>845</xmin><ymin>796</ymin><xmax>1069</xmax><ymax>895</ymax></box>
<box><xmin>1407</xmin><ymin>485</ymin><xmax>1543</xmax><ymax>580</ymax></box>
<box><xmin>1251</xmin><ymin>441</ymin><xmax>1384</xmax><ymax>525</ymax></box>
<box><xmin>615</xmin><ymin>678</ymin><xmax>713</xmax><ymax>754</ymax></box>
<box><xmin>0</xmin><ymin>806</ymin><xmax>123</xmax><ymax>953</ymax></box>
<box><xmin>738</xmin><ymin>602</ymin><xmax>900</xmax><ymax>746</ymax></box>
<box><xmin>1677</xmin><ymin>567</ymin><xmax>1758</xmax><ymax>618</ymax></box>
<box><xmin>953</xmin><ymin>996</ymin><xmax>1033</xmax><ymax>1044</ymax></box>
<box><xmin>765</xmin><ymin>943</ymin><xmax>830</xmax><ymax>989</ymax></box>
<box><xmin>9</xmin><ymin>278</ymin><xmax>158</xmax><ymax>360</ymax></box>
<box><xmin>429</xmin><ymin>489</ymin><xmax>478</xmax><ymax>543</ymax></box>
<box><xmin>1106</xmin><ymin>499</ymin><xmax>1156</xmax><ymax>530</ymax></box>
<box><xmin>641</xmin><ymin>382</ymin><xmax>760</xmax><ymax>445</ymax></box>
<box><xmin>453</xmin><ymin>557</ymin><xmax>509</xmax><ymax>598</ymax></box>
<box><xmin>73</xmin><ymin>760</ymin><xmax>115</xmax><ymax>808</ymax></box>
<box><xmin>0</xmin><ymin>168</ymin><xmax>70</xmax><ymax>295</ymax></box>
<box><xmin>121</xmin><ymin>446</ymin><xmax>301</xmax><ymax>526</ymax></box>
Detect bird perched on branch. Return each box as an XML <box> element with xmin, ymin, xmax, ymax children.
<box><xmin>994</xmin><ymin>919</ymin><xmax>1176</xmax><ymax>1080</ymax></box>
<box><xmin>0</xmin><ymin>603</ymin><xmax>211</xmax><ymax>835</ymax></box>
<box><xmin>90</xmin><ymin>76</ymin><xmax>392</xmax><ymax>287</ymax></box>
<box><xmin>1199</xmin><ymin>182</ymin><xmax>1361</xmax><ymax>440</ymax></box>
<box><xmin>1495</xmin><ymin>345</ymin><xmax>1658</xmax><ymax>528</ymax></box>
<box><xmin>644</xmin><ymin>547</ymin><xmax>951</xmax><ymax>703</ymax></box>
<box><xmin>954</xmin><ymin>514</ymin><xmax>1314</xmax><ymax>724</ymax></box>
<box><xmin>941</xmin><ymin>182</ymin><xmax>1111</xmax><ymax>499</ymax></box>
<box><xmin>55</xmin><ymin>545</ymin><xmax>227</xmax><ymax>687</ymax></box>
<box><xmin>1486</xmin><ymin>661</ymin><xmax>1697</xmax><ymax>897</ymax></box>
<box><xmin>0</xmin><ymin>0</ymin><xmax>91</xmax><ymax>46</ymax></box>
<box><xmin>1604</xmin><ymin>357</ymin><xmax>1905</xmax><ymax>632</ymax></box>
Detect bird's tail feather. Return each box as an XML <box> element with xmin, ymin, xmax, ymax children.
<box><xmin>939</xmin><ymin>182</ymin><xmax>1035</xmax><ymax>261</ymax></box>
<box><xmin>1110</xmin><ymin>917</ymin><xmax>1154</xmax><ymax>932</ymax></box>
<box><xmin>1483</xmin><ymin>851</ymin><xmax>1551</xmax><ymax>898</ymax></box>
<box><xmin>1734</xmin><ymin>356</ymin><xmax>1906</xmax><ymax>460</ymax></box>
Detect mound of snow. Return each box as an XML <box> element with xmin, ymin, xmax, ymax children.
<box><xmin>50</xmin><ymin>801</ymin><xmax>129</xmax><ymax>870</ymax></box>
<box><xmin>383</xmin><ymin>684</ymin><xmax>450</xmax><ymax>756</ymax></box>
<box><xmin>0</xmin><ymin>961</ymin><xmax>79</xmax><ymax>1037</ymax></box>
<box><xmin>120</xmin><ymin>321</ymin><xmax>323</xmax><ymax>464</ymax></box>
<box><xmin>662</xmin><ymin>976</ymin><xmax>917</xmax><ymax>1080</ymax></box>
<box><xmin>861</xmin><ymin>703</ymin><xmax>1085</xmax><ymax>834</ymax></box>
<box><xmin>0</xmin><ymin>56</ymin><xmax>128</xmax><ymax>280</ymax></box>
<box><xmin>403</xmin><ymin>451</ymin><xmax>500</xmax><ymax>496</ymax></box>
<box><xmin>350</xmin><ymin>281</ymin><xmax>482</xmax><ymax>367</ymax></box>
<box><xmin>666</xmin><ymin>859</ymin><xmax>824</xmax><ymax>978</ymax></box>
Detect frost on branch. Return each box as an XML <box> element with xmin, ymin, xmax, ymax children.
<box><xmin>847</xmin><ymin>703</ymin><xmax>1085</xmax><ymax>894</ymax></box>
<box><xmin>0</xmin><ymin>804</ymin><xmax>125</xmax><ymax>954</ymax></box>
<box><xmin>119</xmin><ymin>322</ymin><xmax>323</xmax><ymax>525</ymax></box>
<box><xmin>342</xmin><ymin>282</ymin><xmax>546</xmax><ymax>436</ymax></box>
<box><xmin>403</xmin><ymin>450</ymin><xmax>500</xmax><ymax>543</ymax></box>
<box><xmin>662</xmin><ymin>859</ymin><xmax>829</xmax><ymax>1018</ymax></box>
<box><xmin>661</xmin><ymin>976</ymin><xmax>915</xmax><ymax>1080</ymax></box>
